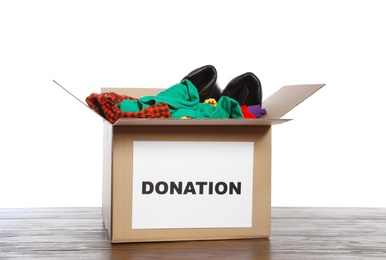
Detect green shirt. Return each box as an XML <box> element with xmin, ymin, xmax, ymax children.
<box><xmin>117</xmin><ymin>79</ymin><xmax>243</xmax><ymax>119</ymax></box>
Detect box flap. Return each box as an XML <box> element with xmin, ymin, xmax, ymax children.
<box><xmin>101</xmin><ymin>87</ymin><xmax>163</xmax><ymax>97</ymax></box>
<box><xmin>54</xmin><ymin>80</ymin><xmax>324</xmax><ymax>125</ymax></box>
<box><xmin>53</xmin><ymin>80</ymin><xmax>106</xmax><ymax>120</ymax></box>
<box><xmin>54</xmin><ymin>80</ymin><xmax>89</xmax><ymax>108</ymax></box>
<box><xmin>261</xmin><ymin>84</ymin><xmax>325</xmax><ymax>119</ymax></box>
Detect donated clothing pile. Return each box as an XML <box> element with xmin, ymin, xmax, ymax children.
<box><xmin>86</xmin><ymin>65</ymin><xmax>266</xmax><ymax>123</ymax></box>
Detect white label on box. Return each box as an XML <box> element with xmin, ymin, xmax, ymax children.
<box><xmin>132</xmin><ymin>141</ymin><xmax>254</xmax><ymax>229</ymax></box>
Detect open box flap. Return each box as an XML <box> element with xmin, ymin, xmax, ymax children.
<box><xmin>53</xmin><ymin>80</ymin><xmax>106</xmax><ymax>120</ymax></box>
<box><xmin>54</xmin><ymin>80</ymin><xmax>324</xmax><ymax>126</ymax></box>
<box><xmin>101</xmin><ymin>87</ymin><xmax>163</xmax><ymax>97</ymax></box>
<box><xmin>261</xmin><ymin>84</ymin><xmax>325</xmax><ymax>119</ymax></box>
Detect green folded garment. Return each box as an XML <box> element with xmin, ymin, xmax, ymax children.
<box><xmin>117</xmin><ymin>79</ymin><xmax>243</xmax><ymax>119</ymax></box>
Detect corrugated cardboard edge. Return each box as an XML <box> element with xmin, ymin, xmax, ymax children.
<box><xmin>114</xmin><ymin>118</ymin><xmax>291</xmax><ymax>126</ymax></box>
<box><xmin>102</xmin><ymin>120</ymin><xmax>113</xmax><ymax>240</ymax></box>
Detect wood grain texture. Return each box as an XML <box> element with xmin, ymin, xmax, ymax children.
<box><xmin>1</xmin><ymin>207</ymin><xmax>386</xmax><ymax>259</ymax></box>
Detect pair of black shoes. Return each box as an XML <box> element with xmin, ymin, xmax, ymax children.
<box><xmin>181</xmin><ymin>65</ymin><xmax>262</xmax><ymax>106</ymax></box>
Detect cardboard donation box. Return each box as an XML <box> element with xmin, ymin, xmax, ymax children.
<box><xmin>96</xmin><ymin>84</ymin><xmax>324</xmax><ymax>243</ymax></box>
<box><xmin>54</xmin><ymin>81</ymin><xmax>324</xmax><ymax>243</ymax></box>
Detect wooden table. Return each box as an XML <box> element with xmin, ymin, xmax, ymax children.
<box><xmin>1</xmin><ymin>207</ymin><xmax>385</xmax><ymax>259</ymax></box>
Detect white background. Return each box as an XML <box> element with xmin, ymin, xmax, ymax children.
<box><xmin>1</xmin><ymin>0</ymin><xmax>385</xmax><ymax>208</ymax></box>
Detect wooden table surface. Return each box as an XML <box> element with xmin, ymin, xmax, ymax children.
<box><xmin>1</xmin><ymin>207</ymin><xmax>385</xmax><ymax>259</ymax></box>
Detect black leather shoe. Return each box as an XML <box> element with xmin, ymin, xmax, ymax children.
<box><xmin>182</xmin><ymin>65</ymin><xmax>221</xmax><ymax>102</ymax></box>
<box><xmin>221</xmin><ymin>72</ymin><xmax>262</xmax><ymax>106</ymax></box>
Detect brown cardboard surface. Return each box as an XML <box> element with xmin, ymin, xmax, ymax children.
<box><xmin>108</xmin><ymin>125</ymin><xmax>272</xmax><ymax>243</ymax></box>
<box><xmin>101</xmin><ymin>87</ymin><xmax>162</xmax><ymax>97</ymax></box>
